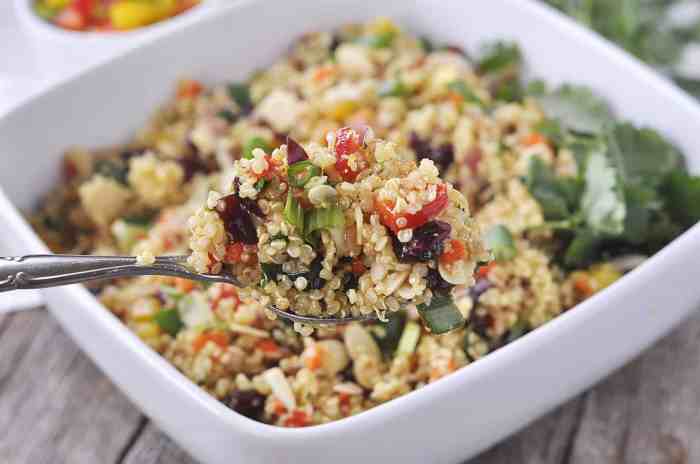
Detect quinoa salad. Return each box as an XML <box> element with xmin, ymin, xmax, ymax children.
<box><xmin>31</xmin><ymin>18</ymin><xmax>700</xmax><ymax>427</ymax></box>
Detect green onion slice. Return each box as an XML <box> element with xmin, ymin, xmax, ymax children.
<box><xmin>288</xmin><ymin>160</ymin><xmax>321</xmax><ymax>187</ymax></box>
<box><xmin>396</xmin><ymin>321</ymin><xmax>422</xmax><ymax>355</ymax></box>
<box><xmin>283</xmin><ymin>190</ymin><xmax>305</xmax><ymax>231</ymax></box>
<box><xmin>417</xmin><ymin>294</ymin><xmax>465</xmax><ymax>334</ymax></box>
<box><xmin>305</xmin><ymin>206</ymin><xmax>345</xmax><ymax>237</ymax></box>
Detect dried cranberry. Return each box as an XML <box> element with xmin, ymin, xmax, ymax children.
<box><xmin>225</xmin><ymin>390</ymin><xmax>265</xmax><ymax>420</ymax></box>
<box><xmin>218</xmin><ymin>194</ymin><xmax>259</xmax><ymax>245</ymax></box>
<box><xmin>425</xmin><ymin>268</ymin><xmax>453</xmax><ymax>296</ymax></box>
<box><xmin>304</xmin><ymin>255</ymin><xmax>326</xmax><ymax>290</ymax></box>
<box><xmin>180</xmin><ymin>143</ymin><xmax>216</xmax><ymax>181</ymax></box>
<box><xmin>409</xmin><ymin>132</ymin><xmax>454</xmax><ymax>173</ymax></box>
<box><xmin>391</xmin><ymin>220</ymin><xmax>451</xmax><ymax>263</ymax></box>
<box><xmin>468</xmin><ymin>309</ymin><xmax>493</xmax><ymax>339</ymax></box>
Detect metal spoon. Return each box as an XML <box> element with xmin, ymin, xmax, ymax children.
<box><xmin>0</xmin><ymin>254</ymin><xmax>376</xmax><ymax>325</ymax></box>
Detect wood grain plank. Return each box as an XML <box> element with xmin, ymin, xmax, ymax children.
<box><xmin>569</xmin><ymin>313</ymin><xmax>700</xmax><ymax>464</ymax></box>
<box><xmin>470</xmin><ymin>396</ymin><xmax>585</xmax><ymax>464</ymax></box>
<box><xmin>120</xmin><ymin>422</ymin><xmax>197</xmax><ymax>464</ymax></box>
<box><xmin>0</xmin><ymin>309</ymin><xmax>145</xmax><ymax>464</ymax></box>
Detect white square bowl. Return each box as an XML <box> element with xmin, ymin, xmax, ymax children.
<box><xmin>1</xmin><ymin>1</ymin><xmax>700</xmax><ymax>462</ymax></box>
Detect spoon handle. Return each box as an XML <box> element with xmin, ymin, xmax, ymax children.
<box><xmin>0</xmin><ymin>254</ymin><xmax>197</xmax><ymax>291</ymax></box>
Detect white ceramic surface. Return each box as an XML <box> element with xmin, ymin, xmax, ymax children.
<box><xmin>1</xmin><ymin>1</ymin><xmax>700</xmax><ymax>463</ymax></box>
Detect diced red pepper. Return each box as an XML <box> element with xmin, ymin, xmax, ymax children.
<box><xmin>71</xmin><ymin>0</ymin><xmax>95</xmax><ymax>17</ymax></box>
<box><xmin>334</xmin><ymin>127</ymin><xmax>368</xmax><ymax>182</ymax></box>
<box><xmin>351</xmin><ymin>258</ymin><xmax>366</xmax><ymax>275</ymax></box>
<box><xmin>439</xmin><ymin>239</ymin><xmax>466</xmax><ymax>265</ymax></box>
<box><xmin>256</xmin><ymin>339</ymin><xmax>280</xmax><ymax>354</ymax></box>
<box><xmin>476</xmin><ymin>261</ymin><xmax>495</xmax><ymax>278</ymax></box>
<box><xmin>283</xmin><ymin>410</ymin><xmax>310</xmax><ymax>427</ymax></box>
<box><xmin>375</xmin><ymin>183</ymin><xmax>448</xmax><ymax>233</ymax></box>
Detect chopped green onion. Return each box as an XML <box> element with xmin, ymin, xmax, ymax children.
<box><xmin>227</xmin><ymin>83</ymin><xmax>252</xmax><ymax>111</ymax></box>
<box><xmin>283</xmin><ymin>190</ymin><xmax>305</xmax><ymax>231</ymax></box>
<box><xmin>447</xmin><ymin>80</ymin><xmax>483</xmax><ymax>106</ymax></box>
<box><xmin>417</xmin><ymin>295</ymin><xmax>465</xmax><ymax>335</ymax></box>
<box><xmin>305</xmin><ymin>206</ymin><xmax>345</xmax><ymax>237</ymax></box>
<box><xmin>396</xmin><ymin>321</ymin><xmax>422</xmax><ymax>355</ymax></box>
<box><xmin>484</xmin><ymin>224</ymin><xmax>517</xmax><ymax>262</ymax></box>
<box><xmin>154</xmin><ymin>308</ymin><xmax>183</xmax><ymax>336</ymax></box>
<box><xmin>217</xmin><ymin>109</ymin><xmax>237</xmax><ymax>123</ymax></box>
<box><xmin>243</xmin><ymin>137</ymin><xmax>271</xmax><ymax>159</ymax></box>
<box><xmin>378</xmin><ymin>79</ymin><xmax>408</xmax><ymax>98</ymax></box>
<box><xmin>288</xmin><ymin>160</ymin><xmax>321</xmax><ymax>187</ymax></box>
<box><xmin>370</xmin><ymin>311</ymin><xmax>406</xmax><ymax>359</ymax></box>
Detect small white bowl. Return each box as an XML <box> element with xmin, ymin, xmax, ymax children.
<box><xmin>13</xmin><ymin>0</ymin><xmax>209</xmax><ymax>45</ymax></box>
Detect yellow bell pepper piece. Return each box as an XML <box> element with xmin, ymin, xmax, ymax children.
<box><xmin>109</xmin><ymin>1</ymin><xmax>160</xmax><ymax>30</ymax></box>
<box><xmin>590</xmin><ymin>263</ymin><xmax>622</xmax><ymax>291</ymax></box>
<box><xmin>46</xmin><ymin>0</ymin><xmax>70</xmax><ymax>9</ymax></box>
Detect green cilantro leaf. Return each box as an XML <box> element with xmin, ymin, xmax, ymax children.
<box><xmin>524</xmin><ymin>158</ymin><xmax>581</xmax><ymax>220</ymax></box>
<box><xmin>477</xmin><ymin>41</ymin><xmax>521</xmax><ymax>74</ymax></box>
<box><xmin>538</xmin><ymin>85</ymin><xmax>614</xmax><ymax>135</ymax></box>
<box><xmin>580</xmin><ymin>150</ymin><xmax>626</xmax><ymax>235</ymax></box>
<box><xmin>662</xmin><ymin>169</ymin><xmax>700</xmax><ymax>228</ymax></box>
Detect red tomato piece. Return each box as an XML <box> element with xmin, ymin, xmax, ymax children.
<box><xmin>334</xmin><ymin>127</ymin><xmax>361</xmax><ymax>156</ymax></box>
<box><xmin>375</xmin><ymin>183</ymin><xmax>449</xmax><ymax>233</ymax></box>
<box><xmin>283</xmin><ymin>410</ymin><xmax>310</xmax><ymax>427</ymax></box>
<box><xmin>224</xmin><ymin>242</ymin><xmax>245</xmax><ymax>263</ymax></box>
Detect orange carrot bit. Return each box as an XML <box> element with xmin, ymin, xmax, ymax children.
<box><xmin>176</xmin><ymin>79</ymin><xmax>203</xmax><ymax>100</ymax></box>
<box><xmin>174</xmin><ymin>277</ymin><xmax>195</xmax><ymax>293</ymax></box>
<box><xmin>572</xmin><ymin>272</ymin><xmax>594</xmax><ymax>297</ymax></box>
<box><xmin>302</xmin><ymin>344</ymin><xmax>323</xmax><ymax>371</ymax></box>
<box><xmin>313</xmin><ymin>65</ymin><xmax>335</xmax><ymax>82</ymax></box>
<box><xmin>272</xmin><ymin>399</ymin><xmax>287</xmax><ymax>415</ymax></box>
<box><xmin>522</xmin><ymin>132</ymin><xmax>547</xmax><ymax>147</ymax></box>
<box><xmin>192</xmin><ymin>330</ymin><xmax>230</xmax><ymax>353</ymax></box>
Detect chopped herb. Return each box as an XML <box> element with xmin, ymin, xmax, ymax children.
<box><xmin>154</xmin><ymin>308</ymin><xmax>183</xmax><ymax>336</ymax></box>
<box><xmin>260</xmin><ymin>262</ymin><xmax>283</xmax><ymax>286</ymax></box>
<box><xmin>662</xmin><ymin>169</ymin><xmax>700</xmax><ymax>228</ymax></box>
<box><xmin>537</xmin><ymin>84</ymin><xmax>613</xmax><ymax>135</ymax></box>
<box><xmin>227</xmin><ymin>83</ymin><xmax>252</xmax><ymax>114</ymax></box>
<box><xmin>243</xmin><ymin>137</ymin><xmax>271</xmax><ymax>159</ymax></box>
<box><xmin>288</xmin><ymin>160</ymin><xmax>321</xmax><ymax>187</ymax></box>
<box><xmin>484</xmin><ymin>225</ymin><xmax>517</xmax><ymax>262</ymax></box>
<box><xmin>447</xmin><ymin>80</ymin><xmax>483</xmax><ymax>106</ymax></box>
<box><xmin>580</xmin><ymin>150</ymin><xmax>626</xmax><ymax>236</ymax></box>
<box><xmin>254</xmin><ymin>178</ymin><xmax>268</xmax><ymax>191</ymax></box>
<box><xmin>217</xmin><ymin>109</ymin><xmax>238</xmax><ymax>123</ymax></box>
<box><xmin>305</xmin><ymin>206</ymin><xmax>345</xmax><ymax>237</ymax></box>
<box><xmin>357</xmin><ymin>31</ymin><xmax>395</xmax><ymax>48</ymax></box>
<box><xmin>477</xmin><ymin>41</ymin><xmax>521</xmax><ymax>74</ymax></box>
<box><xmin>378</xmin><ymin>79</ymin><xmax>408</xmax><ymax>98</ymax></box>
<box><xmin>524</xmin><ymin>158</ymin><xmax>581</xmax><ymax>221</ymax></box>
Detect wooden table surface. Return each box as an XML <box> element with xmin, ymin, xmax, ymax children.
<box><xmin>1</xmin><ymin>307</ymin><xmax>697</xmax><ymax>464</ymax></box>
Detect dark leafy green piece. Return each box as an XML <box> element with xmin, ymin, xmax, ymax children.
<box><xmin>94</xmin><ymin>159</ymin><xmax>128</xmax><ymax>185</ymax></box>
<box><xmin>538</xmin><ymin>85</ymin><xmax>614</xmax><ymax>135</ymax></box>
<box><xmin>662</xmin><ymin>169</ymin><xmax>700</xmax><ymax>228</ymax></box>
<box><xmin>154</xmin><ymin>309</ymin><xmax>183</xmax><ymax>337</ymax></box>
<box><xmin>243</xmin><ymin>137</ymin><xmax>271</xmax><ymax>160</ymax></box>
<box><xmin>524</xmin><ymin>158</ymin><xmax>581</xmax><ymax>220</ymax></box>
<box><xmin>564</xmin><ymin>228</ymin><xmax>600</xmax><ymax>268</ymax></box>
<box><xmin>227</xmin><ymin>83</ymin><xmax>252</xmax><ymax>112</ymax></box>
<box><xmin>477</xmin><ymin>41</ymin><xmax>521</xmax><ymax>74</ymax></box>
<box><xmin>370</xmin><ymin>311</ymin><xmax>406</xmax><ymax>360</ymax></box>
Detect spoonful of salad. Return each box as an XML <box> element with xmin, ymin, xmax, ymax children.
<box><xmin>183</xmin><ymin>127</ymin><xmax>487</xmax><ymax>334</ymax></box>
